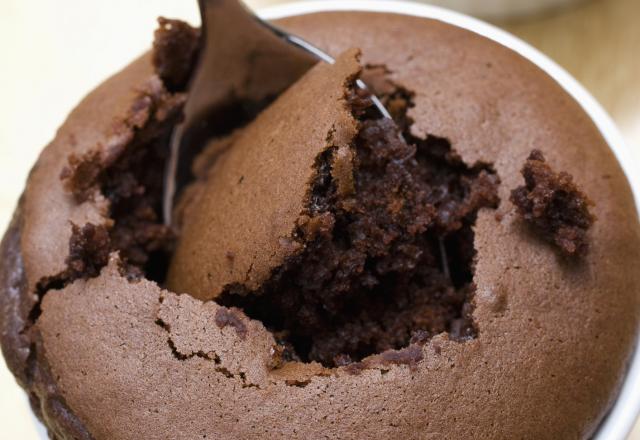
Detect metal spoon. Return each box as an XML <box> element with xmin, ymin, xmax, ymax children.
<box><xmin>163</xmin><ymin>0</ymin><xmax>390</xmax><ymax>224</ymax></box>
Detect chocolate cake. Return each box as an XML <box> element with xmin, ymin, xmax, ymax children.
<box><xmin>168</xmin><ymin>50</ymin><xmax>500</xmax><ymax>367</ymax></box>
<box><xmin>1</xmin><ymin>10</ymin><xmax>639</xmax><ymax>440</ymax></box>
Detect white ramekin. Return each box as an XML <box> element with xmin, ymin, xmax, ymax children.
<box><xmin>31</xmin><ymin>1</ymin><xmax>640</xmax><ymax>438</ymax></box>
<box><xmin>413</xmin><ymin>0</ymin><xmax>586</xmax><ymax>20</ymax></box>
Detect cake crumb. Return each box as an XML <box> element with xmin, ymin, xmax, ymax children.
<box><xmin>66</xmin><ymin>223</ymin><xmax>111</xmax><ymax>279</ymax></box>
<box><xmin>379</xmin><ymin>345</ymin><xmax>424</xmax><ymax>369</ymax></box>
<box><xmin>152</xmin><ymin>18</ymin><xmax>200</xmax><ymax>91</ymax></box>
<box><xmin>214</xmin><ymin>307</ymin><xmax>247</xmax><ymax>340</ymax></box>
<box><xmin>510</xmin><ymin>150</ymin><xmax>595</xmax><ymax>256</ymax></box>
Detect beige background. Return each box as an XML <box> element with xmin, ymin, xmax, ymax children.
<box><xmin>0</xmin><ymin>0</ymin><xmax>638</xmax><ymax>438</ymax></box>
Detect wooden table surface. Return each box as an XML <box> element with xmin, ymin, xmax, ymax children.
<box><xmin>0</xmin><ymin>0</ymin><xmax>638</xmax><ymax>438</ymax></box>
<box><xmin>500</xmin><ymin>0</ymin><xmax>640</xmax><ymax>165</ymax></box>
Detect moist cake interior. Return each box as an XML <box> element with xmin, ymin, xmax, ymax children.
<box><xmin>217</xmin><ymin>85</ymin><xmax>499</xmax><ymax>367</ymax></box>
<box><xmin>51</xmin><ymin>60</ymin><xmax>500</xmax><ymax>369</ymax></box>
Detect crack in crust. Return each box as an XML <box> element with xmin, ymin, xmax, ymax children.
<box><xmin>154</xmin><ymin>311</ymin><xmax>262</xmax><ymax>389</ymax></box>
<box><xmin>0</xmin><ymin>210</ymin><xmax>94</xmax><ymax>440</ymax></box>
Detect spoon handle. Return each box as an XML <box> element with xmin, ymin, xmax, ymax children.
<box><xmin>163</xmin><ymin>0</ymin><xmax>318</xmax><ymax>224</ymax></box>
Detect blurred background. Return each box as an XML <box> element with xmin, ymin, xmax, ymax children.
<box><xmin>0</xmin><ymin>0</ymin><xmax>638</xmax><ymax>438</ymax></box>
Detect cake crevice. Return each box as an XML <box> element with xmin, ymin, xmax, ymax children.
<box><xmin>154</xmin><ymin>306</ymin><xmax>264</xmax><ymax>389</ymax></box>
<box><xmin>215</xmin><ymin>71</ymin><xmax>500</xmax><ymax>367</ymax></box>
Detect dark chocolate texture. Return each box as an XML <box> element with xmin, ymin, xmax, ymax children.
<box><xmin>510</xmin><ymin>149</ymin><xmax>595</xmax><ymax>256</ymax></box>
<box><xmin>215</xmin><ymin>86</ymin><xmax>499</xmax><ymax>367</ymax></box>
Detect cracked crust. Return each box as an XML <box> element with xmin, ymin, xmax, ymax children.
<box><xmin>0</xmin><ymin>11</ymin><xmax>639</xmax><ymax>440</ymax></box>
<box><xmin>0</xmin><ymin>207</ymin><xmax>93</xmax><ymax>440</ymax></box>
